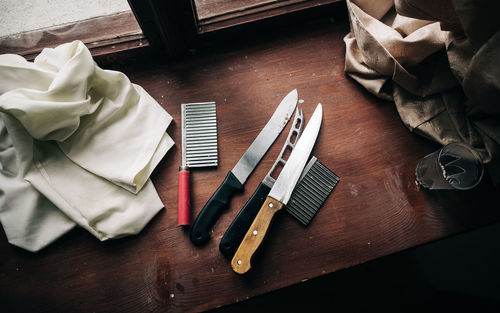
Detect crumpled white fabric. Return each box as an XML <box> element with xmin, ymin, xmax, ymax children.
<box><xmin>0</xmin><ymin>41</ymin><xmax>174</xmax><ymax>252</ymax></box>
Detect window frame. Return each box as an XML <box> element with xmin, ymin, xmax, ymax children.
<box><xmin>0</xmin><ymin>0</ymin><xmax>343</xmax><ymax>60</ymax></box>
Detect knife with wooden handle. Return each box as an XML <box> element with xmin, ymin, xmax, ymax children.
<box><xmin>219</xmin><ymin>108</ymin><xmax>304</xmax><ymax>258</ymax></box>
<box><xmin>190</xmin><ymin>90</ymin><xmax>298</xmax><ymax>245</ymax></box>
<box><xmin>232</xmin><ymin>104</ymin><xmax>323</xmax><ymax>274</ymax></box>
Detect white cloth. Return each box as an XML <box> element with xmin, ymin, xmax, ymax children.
<box><xmin>0</xmin><ymin>41</ymin><xmax>174</xmax><ymax>251</ymax></box>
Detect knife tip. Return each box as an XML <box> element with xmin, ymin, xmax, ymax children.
<box><xmin>314</xmin><ymin>103</ymin><xmax>323</xmax><ymax>119</ymax></box>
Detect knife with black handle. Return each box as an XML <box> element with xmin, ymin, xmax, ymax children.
<box><xmin>219</xmin><ymin>108</ymin><xmax>304</xmax><ymax>258</ymax></box>
<box><xmin>190</xmin><ymin>171</ymin><xmax>243</xmax><ymax>243</ymax></box>
<box><xmin>190</xmin><ymin>90</ymin><xmax>298</xmax><ymax>245</ymax></box>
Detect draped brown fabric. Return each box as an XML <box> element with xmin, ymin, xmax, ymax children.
<box><xmin>344</xmin><ymin>0</ymin><xmax>500</xmax><ymax>184</ymax></box>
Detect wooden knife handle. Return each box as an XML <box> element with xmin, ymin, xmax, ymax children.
<box><xmin>231</xmin><ymin>196</ymin><xmax>283</xmax><ymax>274</ymax></box>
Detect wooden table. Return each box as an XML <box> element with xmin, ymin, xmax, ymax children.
<box><xmin>1</xmin><ymin>14</ymin><xmax>499</xmax><ymax>313</ymax></box>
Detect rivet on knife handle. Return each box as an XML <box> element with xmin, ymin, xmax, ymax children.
<box><xmin>231</xmin><ymin>196</ymin><xmax>284</xmax><ymax>274</ymax></box>
<box><xmin>190</xmin><ymin>171</ymin><xmax>244</xmax><ymax>245</ymax></box>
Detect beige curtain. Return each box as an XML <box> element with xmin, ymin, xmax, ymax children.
<box><xmin>344</xmin><ymin>0</ymin><xmax>500</xmax><ymax>184</ymax></box>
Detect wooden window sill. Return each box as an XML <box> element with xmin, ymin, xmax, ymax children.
<box><xmin>193</xmin><ymin>0</ymin><xmax>342</xmax><ymax>33</ymax></box>
<box><xmin>0</xmin><ymin>11</ymin><xmax>148</xmax><ymax>61</ymax></box>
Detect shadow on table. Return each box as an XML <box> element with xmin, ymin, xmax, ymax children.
<box><xmin>210</xmin><ymin>222</ymin><xmax>500</xmax><ymax>313</ymax></box>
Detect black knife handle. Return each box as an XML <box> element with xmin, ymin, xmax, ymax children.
<box><xmin>219</xmin><ymin>182</ymin><xmax>271</xmax><ymax>258</ymax></box>
<box><xmin>190</xmin><ymin>171</ymin><xmax>244</xmax><ymax>245</ymax></box>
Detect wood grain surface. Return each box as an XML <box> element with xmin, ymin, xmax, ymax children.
<box><xmin>1</xmin><ymin>16</ymin><xmax>499</xmax><ymax>313</ymax></box>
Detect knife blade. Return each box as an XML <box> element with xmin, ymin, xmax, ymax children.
<box><xmin>231</xmin><ymin>103</ymin><xmax>322</xmax><ymax>274</ymax></box>
<box><xmin>190</xmin><ymin>89</ymin><xmax>298</xmax><ymax>245</ymax></box>
<box><xmin>219</xmin><ymin>108</ymin><xmax>304</xmax><ymax>258</ymax></box>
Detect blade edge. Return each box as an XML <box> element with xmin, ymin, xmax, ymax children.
<box><xmin>231</xmin><ymin>89</ymin><xmax>298</xmax><ymax>184</ymax></box>
<box><xmin>268</xmin><ymin>103</ymin><xmax>322</xmax><ymax>204</ymax></box>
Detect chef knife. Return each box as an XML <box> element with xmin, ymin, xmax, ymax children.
<box><xmin>190</xmin><ymin>89</ymin><xmax>298</xmax><ymax>245</ymax></box>
<box><xmin>231</xmin><ymin>103</ymin><xmax>322</xmax><ymax>274</ymax></box>
<box><xmin>219</xmin><ymin>108</ymin><xmax>304</xmax><ymax>258</ymax></box>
